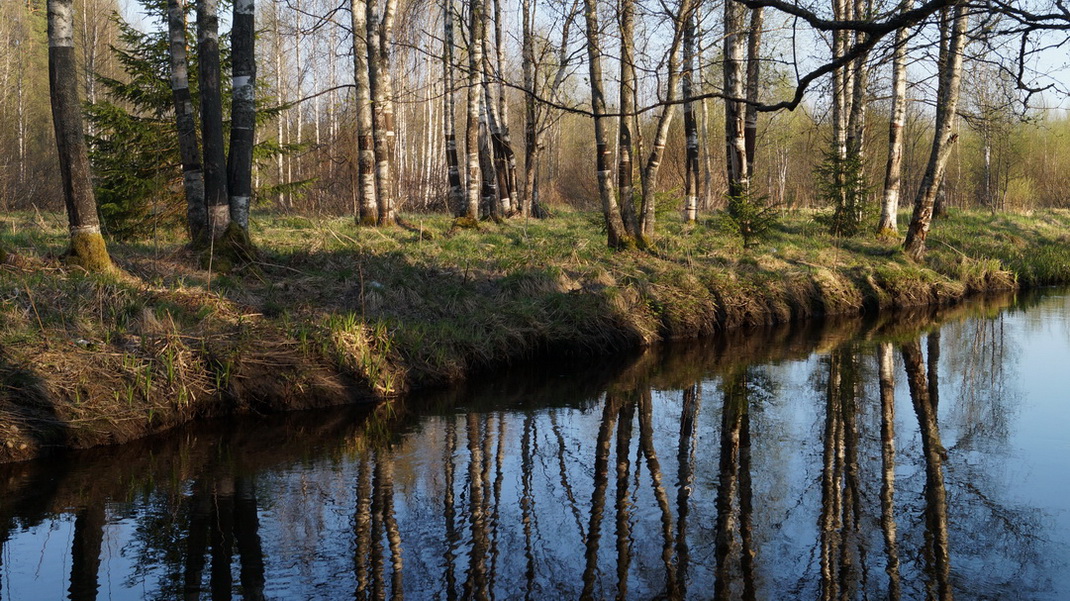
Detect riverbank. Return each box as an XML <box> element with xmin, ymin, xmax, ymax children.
<box><xmin>2</xmin><ymin>209</ymin><xmax>1068</xmax><ymax>462</ymax></box>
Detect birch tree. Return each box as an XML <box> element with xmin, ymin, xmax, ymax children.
<box><xmin>464</xmin><ymin>0</ymin><xmax>485</xmax><ymax>221</ymax></box>
<box><xmin>636</xmin><ymin>0</ymin><xmax>695</xmax><ymax>245</ymax></box>
<box><xmin>582</xmin><ymin>0</ymin><xmax>630</xmax><ymax>248</ymax></box>
<box><xmin>521</xmin><ymin>0</ymin><xmax>578</xmax><ymax>218</ymax></box>
<box><xmin>369</xmin><ymin>0</ymin><xmax>398</xmax><ymax>225</ymax></box>
<box><xmin>443</xmin><ymin>0</ymin><xmax>465</xmax><ymax>215</ymax></box>
<box><xmin>166</xmin><ymin>0</ymin><xmax>207</xmax><ymax>243</ymax></box>
<box><xmin>196</xmin><ymin>0</ymin><xmax>230</xmax><ymax>239</ymax></box>
<box><xmin>744</xmin><ymin>6</ymin><xmax>763</xmax><ymax>176</ymax></box>
<box><xmin>618</xmin><ymin>0</ymin><xmax>640</xmax><ymax>234</ymax></box>
<box><xmin>682</xmin><ymin>10</ymin><xmax>700</xmax><ymax>222</ymax></box>
<box><xmin>903</xmin><ymin>0</ymin><xmax>968</xmax><ymax>261</ymax></box>
<box><xmin>48</xmin><ymin>0</ymin><xmax>113</xmax><ymax>270</ymax></box>
<box><xmin>724</xmin><ymin>0</ymin><xmax>748</xmax><ymax>196</ymax></box>
<box><xmin>353</xmin><ymin>0</ymin><xmax>378</xmax><ymax>224</ymax></box>
<box><xmin>487</xmin><ymin>0</ymin><xmax>518</xmax><ymax>216</ymax></box>
<box><xmin>521</xmin><ymin>0</ymin><xmax>537</xmax><ymax>217</ymax></box>
<box><xmin>226</xmin><ymin>0</ymin><xmax>256</xmax><ymax>233</ymax></box>
<box><xmin>877</xmin><ymin>0</ymin><xmax>914</xmax><ymax>236</ymax></box>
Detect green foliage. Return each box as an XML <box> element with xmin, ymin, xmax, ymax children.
<box><xmin>814</xmin><ymin>150</ymin><xmax>871</xmax><ymax>237</ymax></box>
<box><xmin>86</xmin><ymin>5</ymin><xmax>194</xmax><ymax>240</ymax></box>
<box><xmin>86</xmin><ymin>0</ymin><xmax>286</xmax><ymax>241</ymax></box>
<box><xmin>721</xmin><ymin>189</ymin><xmax>779</xmax><ymax>248</ymax></box>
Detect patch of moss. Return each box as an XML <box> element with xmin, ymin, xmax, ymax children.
<box><xmin>875</xmin><ymin>227</ymin><xmax>901</xmax><ymax>241</ymax></box>
<box><xmin>66</xmin><ymin>231</ymin><xmax>114</xmax><ymax>272</ymax></box>
<box><xmin>450</xmin><ymin>216</ymin><xmax>480</xmax><ymax>231</ymax></box>
<box><xmin>199</xmin><ymin>223</ymin><xmax>258</xmax><ymax>270</ymax></box>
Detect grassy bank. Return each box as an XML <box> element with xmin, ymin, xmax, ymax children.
<box><xmin>2</xmin><ymin>208</ymin><xmax>1068</xmax><ymax>462</ymax></box>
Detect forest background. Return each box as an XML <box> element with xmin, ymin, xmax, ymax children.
<box><xmin>3</xmin><ymin>0</ymin><xmax>1069</xmax><ymax>238</ymax></box>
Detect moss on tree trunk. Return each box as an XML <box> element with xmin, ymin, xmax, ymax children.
<box><xmin>67</xmin><ymin>230</ymin><xmax>113</xmax><ymax>272</ymax></box>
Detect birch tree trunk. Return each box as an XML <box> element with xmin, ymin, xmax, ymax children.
<box><xmin>523</xmin><ymin>0</ymin><xmax>575</xmax><ymax>219</ymax></box>
<box><xmin>724</xmin><ymin>0</ymin><xmax>749</xmax><ymax>196</ymax></box>
<box><xmin>272</xmin><ymin>1</ymin><xmax>286</xmax><ymax>208</ymax></box>
<box><xmin>166</xmin><ymin>0</ymin><xmax>207</xmax><ymax>244</ymax></box>
<box><xmin>290</xmin><ymin>4</ymin><xmax>302</xmax><ymax>198</ymax></box>
<box><xmin>478</xmin><ymin>98</ymin><xmax>499</xmax><ymax>219</ymax></box>
<box><xmin>48</xmin><ymin>0</ymin><xmax>112</xmax><ymax>271</ymax></box>
<box><xmin>226</xmin><ymin>0</ymin><xmax>255</xmax><ymax>232</ymax></box>
<box><xmin>582</xmin><ymin>0</ymin><xmax>630</xmax><ymax>248</ymax></box>
<box><xmin>480</xmin><ymin>53</ymin><xmax>508</xmax><ymax>218</ymax></box>
<box><xmin>697</xmin><ymin>18</ymin><xmax>715</xmax><ymax>210</ymax></box>
<box><xmin>373</xmin><ymin>0</ymin><xmax>398</xmax><ymax>225</ymax></box>
<box><xmin>682</xmin><ymin>11</ymin><xmax>700</xmax><ymax>223</ymax></box>
<box><xmin>618</xmin><ymin>0</ymin><xmax>640</xmax><ymax>235</ymax></box>
<box><xmin>845</xmin><ymin>0</ymin><xmax>869</xmax><ymax>161</ymax></box>
<box><xmin>370</xmin><ymin>0</ymin><xmax>400</xmax><ymax>224</ymax></box>
<box><xmin>464</xmin><ymin>0</ymin><xmax>485</xmax><ymax>221</ymax></box>
<box><xmin>521</xmin><ymin>0</ymin><xmax>536</xmax><ymax>217</ymax></box>
<box><xmin>490</xmin><ymin>0</ymin><xmax>517</xmax><ymax>215</ymax></box>
<box><xmin>877</xmin><ymin>0</ymin><xmax>913</xmax><ymax>236</ymax></box>
<box><xmin>637</xmin><ymin>0</ymin><xmax>693</xmax><ymax>244</ymax></box>
<box><xmin>352</xmin><ymin>0</ymin><xmax>378</xmax><ymax>224</ymax></box>
<box><xmin>744</xmin><ymin>6</ymin><xmax>763</xmax><ymax>177</ymax></box>
<box><xmin>196</xmin><ymin>0</ymin><xmax>230</xmax><ymax>239</ymax></box>
<box><xmin>830</xmin><ymin>0</ymin><xmax>849</xmax><ymax>210</ymax></box>
<box><xmin>443</xmin><ymin>0</ymin><xmax>465</xmax><ymax>215</ymax></box>
<box><xmin>903</xmin><ymin>1</ymin><xmax>967</xmax><ymax>261</ymax></box>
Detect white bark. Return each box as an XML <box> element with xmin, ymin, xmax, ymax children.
<box><xmin>904</xmin><ymin>1</ymin><xmax>968</xmax><ymax>260</ymax></box>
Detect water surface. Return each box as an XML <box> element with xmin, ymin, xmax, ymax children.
<box><xmin>2</xmin><ymin>292</ymin><xmax>1069</xmax><ymax>600</ymax></box>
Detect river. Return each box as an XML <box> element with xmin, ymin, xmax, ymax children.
<box><xmin>1</xmin><ymin>291</ymin><xmax>1068</xmax><ymax>600</ymax></box>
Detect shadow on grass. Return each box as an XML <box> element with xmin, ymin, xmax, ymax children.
<box><xmin>0</xmin><ymin>347</ymin><xmax>70</xmax><ymax>462</ymax></box>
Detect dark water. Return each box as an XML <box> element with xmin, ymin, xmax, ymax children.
<box><xmin>2</xmin><ymin>292</ymin><xmax>1070</xmax><ymax>600</ymax></box>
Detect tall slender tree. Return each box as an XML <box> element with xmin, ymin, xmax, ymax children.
<box><xmin>618</xmin><ymin>0</ymin><xmax>640</xmax><ymax>235</ymax></box>
<box><xmin>352</xmin><ymin>0</ymin><xmax>378</xmax><ymax>224</ymax></box>
<box><xmin>582</xmin><ymin>0</ymin><xmax>630</xmax><ymax>248</ymax></box>
<box><xmin>166</xmin><ymin>0</ymin><xmax>207</xmax><ymax>243</ymax></box>
<box><xmin>903</xmin><ymin>0</ymin><xmax>968</xmax><ymax>261</ymax></box>
<box><xmin>521</xmin><ymin>0</ymin><xmax>536</xmax><ymax>217</ymax></box>
<box><xmin>682</xmin><ymin>11</ymin><xmax>700</xmax><ymax>222</ymax></box>
<box><xmin>744</xmin><ymin>6</ymin><xmax>763</xmax><ymax>177</ymax></box>
<box><xmin>443</xmin><ymin>0</ymin><xmax>464</xmax><ymax>215</ymax></box>
<box><xmin>196</xmin><ymin>0</ymin><xmax>229</xmax><ymax>239</ymax></box>
<box><xmin>368</xmin><ymin>0</ymin><xmax>398</xmax><ymax>225</ymax></box>
<box><xmin>48</xmin><ymin>0</ymin><xmax>113</xmax><ymax>271</ymax></box>
<box><xmin>877</xmin><ymin>0</ymin><xmax>914</xmax><ymax>236</ymax></box>
<box><xmin>487</xmin><ymin>0</ymin><xmax>518</xmax><ymax>215</ymax></box>
<box><xmin>636</xmin><ymin>0</ymin><xmax>695</xmax><ymax>244</ymax></box>
<box><xmin>463</xmin><ymin>0</ymin><xmax>485</xmax><ymax>221</ymax></box>
<box><xmin>521</xmin><ymin>0</ymin><xmax>577</xmax><ymax>219</ymax></box>
<box><xmin>226</xmin><ymin>0</ymin><xmax>255</xmax><ymax>233</ymax></box>
<box><xmin>724</xmin><ymin>0</ymin><xmax>749</xmax><ymax>196</ymax></box>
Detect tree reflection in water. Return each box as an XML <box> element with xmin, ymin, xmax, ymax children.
<box><xmin>182</xmin><ymin>475</ymin><xmax>267</xmax><ymax>601</ymax></box>
<box><xmin>877</xmin><ymin>341</ymin><xmax>901</xmax><ymax>601</ymax></box>
<box><xmin>903</xmin><ymin>336</ymin><xmax>953</xmax><ymax>601</ymax></box>
<box><xmin>713</xmin><ymin>367</ymin><xmax>757</xmax><ymax>601</ymax></box>
<box><xmin>1</xmin><ymin>293</ymin><xmax>1068</xmax><ymax>600</ymax></box>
